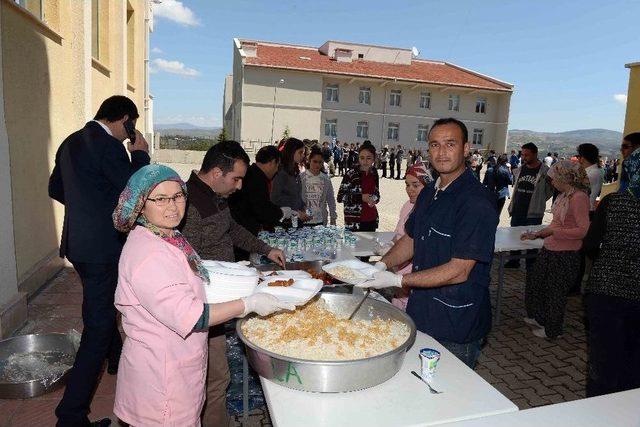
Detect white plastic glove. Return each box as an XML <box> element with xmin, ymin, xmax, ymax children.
<box><xmin>355</xmin><ymin>271</ymin><xmax>403</xmax><ymax>289</ymax></box>
<box><xmin>240</xmin><ymin>293</ymin><xmax>295</xmax><ymax>317</ymax></box>
<box><xmin>373</xmin><ymin>261</ymin><xmax>388</xmax><ymax>271</ymax></box>
<box><xmin>280</xmin><ymin>207</ymin><xmax>293</xmax><ymax>220</ymax></box>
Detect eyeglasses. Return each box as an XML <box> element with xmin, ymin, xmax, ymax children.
<box><xmin>147</xmin><ymin>192</ymin><xmax>186</xmax><ymax>207</ymax></box>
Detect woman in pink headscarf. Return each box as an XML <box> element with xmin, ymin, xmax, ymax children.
<box><xmin>389</xmin><ymin>161</ymin><xmax>433</xmax><ymax>310</ymax></box>
<box><xmin>520</xmin><ymin>160</ymin><xmax>591</xmax><ymax>339</ymax></box>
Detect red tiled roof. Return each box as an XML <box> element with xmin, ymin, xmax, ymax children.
<box><xmin>243</xmin><ymin>42</ymin><xmax>512</xmax><ymax>92</ymax></box>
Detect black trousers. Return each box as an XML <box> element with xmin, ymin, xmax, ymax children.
<box><xmin>56</xmin><ymin>262</ymin><xmax>122</xmax><ymax>426</ymax></box>
<box><xmin>381</xmin><ymin>162</ymin><xmax>387</xmax><ymax>177</ymax></box>
<box><xmin>389</xmin><ymin>163</ymin><xmax>395</xmax><ymax>178</ymax></box>
<box><xmin>586</xmin><ymin>293</ymin><xmax>640</xmax><ymax>397</ymax></box>
<box><xmin>396</xmin><ymin>162</ymin><xmax>402</xmax><ymax>179</ymax></box>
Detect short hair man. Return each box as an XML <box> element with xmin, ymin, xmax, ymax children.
<box><xmin>577</xmin><ymin>143</ymin><xmax>602</xmax><ymax>212</ymax></box>
<box><xmin>506</xmin><ymin>142</ymin><xmax>554</xmax><ymax>268</ymax></box>
<box><xmin>179</xmin><ymin>141</ymin><xmax>285</xmax><ymax>426</ymax></box>
<box><xmin>230</xmin><ymin>145</ymin><xmax>295</xmax><ymax>259</ymax></box>
<box><xmin>360</xmin><ymin>117</ymin><xmax>499</xmax><ymax>368</ymax></box>
<box><xmin>49</xmin><ymin>95</ymin><xmax>150</xmax><ymax>426</ymax></box>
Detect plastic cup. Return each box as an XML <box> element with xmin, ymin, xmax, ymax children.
<box><xmin>419</xmin><ymin>348</ymin><xmax>440</xmax><ymax>379</ymax></box>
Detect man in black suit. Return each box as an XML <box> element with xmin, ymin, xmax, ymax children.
<box><xmin>49</xmin><ymin>96</ymin><xmax>150</xmax><ymax>427</ymax></box>
<box><xmin>229</xmin><ymin>145</ymin><xmax>293</xmax><ymax>260</ymax></box>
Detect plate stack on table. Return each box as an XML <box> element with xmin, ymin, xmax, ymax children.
<box><xmin>202</xmin><ymin>260</ymin><xmax>259</xmax><ymax>303</ymax></box>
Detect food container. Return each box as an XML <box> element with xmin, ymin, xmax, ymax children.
<box><xmin>237</xmin><ymin>293</ymin><xmax>417</xmax><ymax>392</ymax></box>
<box><xmin>0</xmin><ymin>333</ymin><xmax>77</xmax><ymax>399</ymax></box>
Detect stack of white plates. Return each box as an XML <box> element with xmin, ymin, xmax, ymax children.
<box><xmin>202</xmin><ymin>260</ymin><xmax>260</xmax><ymax>303</ymax></box>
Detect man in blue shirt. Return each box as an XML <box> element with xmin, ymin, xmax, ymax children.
<box><xmin>359</xmin><ymin>118</ymin><xmax>498</xmax><ymax>368</ymax></box>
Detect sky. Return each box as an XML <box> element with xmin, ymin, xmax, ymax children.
<box><xmin>150</xmin><ymin>0</ymin><xmax>637</xmax><ymax>133</ymax></box>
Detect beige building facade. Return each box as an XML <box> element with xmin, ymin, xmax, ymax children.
<box><xmin>225</xmin><ymin>39</ymin><xmax>513</xmax><ymax>152</ymax></box>
<box><xmin>0</xmin><ymin>0</ymin><xmax>153</xmax><ymax>337</ymax></box>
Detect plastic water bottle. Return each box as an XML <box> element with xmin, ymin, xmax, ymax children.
<box><xmin>291</xmin><ymin>212</ymin><xmax>299</xmax><ymax>228</ymax></box>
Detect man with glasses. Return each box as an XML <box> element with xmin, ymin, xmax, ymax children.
<box><xmin>179</xmin><ymin>140</ymin><xmax>285</xmax><ymax>427</ymax></box>
<box><xmin>619</xmin><ymin>133</ymin><xmax>640</xmax><ymax>193</ymax></box>
<box><xmin>49</xmin><ymin>96</ymin><xmax>150</xmax><ymax>427</ymax></box>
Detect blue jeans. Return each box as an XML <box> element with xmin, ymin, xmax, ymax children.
<box><xmin>439</xmin><ymin>339</ymin><xmax>483</xmax><ymax>369</ymax></box>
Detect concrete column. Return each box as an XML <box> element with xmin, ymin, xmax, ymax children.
<box><xmin>0</xmin><ymin>8</ymin><xmax>27</xmax><ymax>338</ymax></box>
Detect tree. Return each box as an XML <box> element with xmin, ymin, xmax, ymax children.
<box><xmin>282</xmin><ymin>125</ymin><xmax>290</xmax><ymax>140</ymax></box>
<box><xmin>217</xmin><ymin>127</ymin><xmax>229</xmax><ymax>143</ymax></box>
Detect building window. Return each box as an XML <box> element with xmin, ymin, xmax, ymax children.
<box><xmin>390</xmin><ymin>90</ymin><xmax>402</xmax><ymax>107</ymax></box>
<box><xmin>387</xmin><ymin>123</ymin><xmax>399</xmax><ymax>140</ymax></box>
<box><xmin>127</xmin><ymin>5</ymin><xmax>135</xmax><ymax>85</ymax></box>
<box><xmin>325</xmin><ymin>119</ymin><xmax>337</xmax><ymax>137</ymax></box>
<box><xmin>448</xmin><ymin>94</ymin><xmax>460</xmax><ymax>111</ymax></box>
<box><xmin>419</xmin><ymin>92</ymin><xmax>431</xmax><ymax>109</ymax></box>
<box><xmin>472</xmin><ymin>128</ymin><xmax>484</xmax><ymax>145</ymax></box>
<box><xmin>325</xmin><ymin>84</ymin><xmax>339</xmax><ymax>102</ymax></box>
<box><xmin>92</xmin><ymin>0</ymin><xmax>99</xmax><ymax>59</ymax></box>
<box><xmin>358</xmin><ymin>53</ymin><xmax>364</xmax><ymax>59</ymax></box>
<box><xmin>417</xmin><ymin>125</ymin><xmax>429</xmax><ymax>142</ymax></box>
<box><xmin>15</xmin><ymin>0</ymin><xmax>43</xmax><ymax>19</ymax></box>
<box><xmin>356</xmin><ymin>121</ymin><xmax>369</xmax><ymax>139</ymax></box>
<box><xmin>475</xmin><ymin>97</ymin><xmax>487</xmax><ymax>114</ymax></box>
<box><xmin>359</xmin><ymin>87</ymin><xmax>371</xmax><ymax>105</ymax></box>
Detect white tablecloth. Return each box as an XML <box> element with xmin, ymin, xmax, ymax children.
<box><xmin>260</xmin><ymin>331</ymin><xmax>517</xmax><ymax>427</ymax></box>
<box><xmin>494</xmin><ymin>225</ymin><xmax>545</xmax><ymax>253</ymax></box>
<box><xmin>449</xmin><ymin>388</ymin><xmax>640</xmax><ymax>427</ymax></box>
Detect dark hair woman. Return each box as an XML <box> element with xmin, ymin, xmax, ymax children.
<box><xmin>270</xmin><ymin>138</ymin><xmax>310</xmax><ymax>225</ymax></box>
<box><xmin>482</xmin><ymin>153</ymin><xmax>513</xmax><ymax>215</ymax></box>
<box><xmin>337</xmin><ymin>141</ymin><xmax>380</xmax><ymax>231</ymax></box>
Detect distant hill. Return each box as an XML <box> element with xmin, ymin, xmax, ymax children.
<box><xmin>508</xmin><ymin>128</ymin><xmax>623</xmax><ymax>158</ymax></box>
<box><xmin>155</xmin><ymin>123</ymin><xmax>221</xmax><ymax>139</ymax></box>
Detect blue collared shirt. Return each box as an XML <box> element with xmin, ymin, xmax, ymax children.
<box><xmin>404</xmin><ymin>168</ymin><xmax>499</xmax><ymax>343</ymax></box>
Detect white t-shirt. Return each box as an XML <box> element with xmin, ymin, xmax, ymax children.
<box><xmin>543</xmin><ymin>156</ymin><xmax>554</xmax><ymax>167</ymax></box>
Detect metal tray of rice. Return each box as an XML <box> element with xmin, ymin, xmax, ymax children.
<box><xmin>237</xmin><ymin>292</ymin><xmax>416</xmax><ymax>392</ymax></box>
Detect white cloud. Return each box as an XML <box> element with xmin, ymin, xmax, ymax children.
<box><xmin>613</xmin><ymin>94</ymin><xmax>627</xmax><ymax>105</ymax></box>
<box><xmin>151</xmin><ymin>47</ymin><xmax>163</xmax><ymax>54</ymax></box>
<box><xmin>150</xmin><ymin>58</ymin><xmax>200</xmax><ymax>77</ymax></box>
<box><xmin>152</xmin><ymin>0</ymin><xmax>199</xmax><ymax>26</ymax></box>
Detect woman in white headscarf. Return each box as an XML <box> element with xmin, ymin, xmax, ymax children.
<box><xmin>520</xmin><ymin>160</ymin><xmax>591</xmax><ymax>339</ymax></box>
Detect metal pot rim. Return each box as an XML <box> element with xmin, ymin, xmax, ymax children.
<box><xmin>236</xmin><ymin>294</ymin><xmax>417</xmax><ymax>365</ymax></box>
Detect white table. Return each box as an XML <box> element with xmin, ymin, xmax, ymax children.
<box><xmin>449</xmin><ymin>388</ymin><xmax>640</xmax><ymax>426</ymax></box>
<box><xmin>260</xmin><ymin>331</ymin><xmax>518</xmax><ymax>427</ymax></box>
<box><xmin>493</xmin><ymin>226</ymin><xmax>545</xmax><ymax>325</ymax></box>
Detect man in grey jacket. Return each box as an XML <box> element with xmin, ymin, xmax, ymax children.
<box><xmin>506</xmin><ymin>142</ymin><xmax>554</xmax><ymax>269</ymax></box>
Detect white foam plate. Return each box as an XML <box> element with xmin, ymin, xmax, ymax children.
<box><xmin>322</xmin><ymin>259</ymin><xmax>378</xmax><ymax>285</ymax></box>
<box><xmin>255</xmin><ymin>278</ymin><xmax>322</xmax><ymax>305</ymax></box>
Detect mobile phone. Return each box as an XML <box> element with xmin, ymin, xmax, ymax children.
<box><xmin>123</xmin><ymin>119</ymin><xmax>136</xmax><ymax>143</ymax></box>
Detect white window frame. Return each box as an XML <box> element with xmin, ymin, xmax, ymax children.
<box><xmin>448</xmin><ymin>94</ymin><xmax>460</xmax><ymax>111</ymax></box>
<box><xmin>325</xmin><ymin>84</ymin><xmax>339</xmax><ymax>102</ymax></box>
<box><xmin>359</xmin><ymin>87</ymin><xmax>371</xmax><ymax>105</ymax></box>
<box><xmin>390</xmin><ymin>90</ymin><xmax>402</xmax><ymax>107</ymax></box>
<box><xmin>356</xmin><ymin>121</ymin><xmax>369</xmax><ymax>139</ymax></box>
<box><xmin>15</xmin><ymin>0</ymin><xmax>43</xmax><ymax>19</ymax></box>
<box><xmin>419</xmin><ymin>91</ymin><xmax>431</xmax><ymax>109</ymax></box>
<box><xmin>475</xmin><ymin>97</ymin><xmax>487</xmax><ymax>114</ymax></box>
<box><xmin>324</xmin><ymin>119</ymin><xmax>337</xmax><ymax>137</ymax></box>
<box><xmin>417</xmin><ymin>125</ymin><xmax>429</xmax><ymax>142</ymax></box>
<box><xmin>387</xmin><ymin>123</ymin><xmax>399</xmax><ymax>140</ymax></box>
<box><xmin>472</xmin><ymin>128</ymin><xmax>484</xmax><ymax>145</ymax></box>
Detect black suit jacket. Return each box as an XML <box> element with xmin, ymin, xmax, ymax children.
<box><xmin>228</xmin><ymin>163</ymin><xmax>283</xmax><ymax>236</ymax></box>
<box><xmin>48</xmin><ymin>121</ymin><xmax>150</xmax><ymax>263</ymax></box>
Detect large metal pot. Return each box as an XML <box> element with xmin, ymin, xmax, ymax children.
<box><xmin>0</xmin><ymin>333</ymin><xmax>77</xmax><ymax>399</ymax></box>
<box><xmin>236</xmin><ymin>292</ymin><xmax>417</xmax><ymax>393</ymax></box>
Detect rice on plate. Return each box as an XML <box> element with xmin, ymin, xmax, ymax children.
<box><xmin>241</xmin><ymin>298</ymin><xmax>410</xmax><ymax>361</ymax></box>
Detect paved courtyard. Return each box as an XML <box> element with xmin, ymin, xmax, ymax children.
<box><xmin>0</xmin><ymin>261</ymin><xmax>588</xmax><ymax>426</ymax></box>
